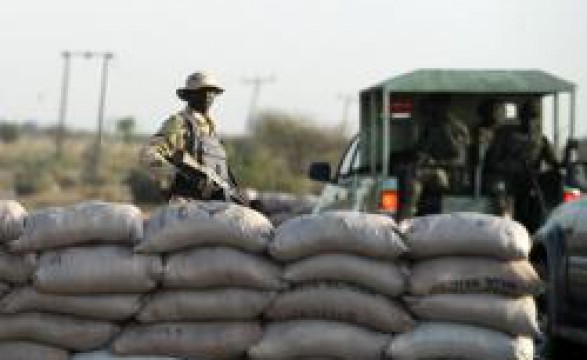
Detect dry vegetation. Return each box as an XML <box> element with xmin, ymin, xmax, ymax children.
<box><xmin>0</xmin><ymin>111</ymin><xmax>349</xmax><ymax>210</ymax></box>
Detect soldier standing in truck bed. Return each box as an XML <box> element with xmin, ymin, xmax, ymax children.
<box><xmin>484</xmin><ymin>99</ymin><xmax>560</xmax><ymax>221</ymax></box>
<box><xmin>140</xmin><ymin>72</ymin><xmax>243</xmax><ymax>203</ymax></box>
<box><xmin>403</xmin><ymin>95</ymin><xmax>471</xmax><ymax>218</ymax></box>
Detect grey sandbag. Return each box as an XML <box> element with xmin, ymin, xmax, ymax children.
<box><xmin>0</xmin><ymin>341</ymin><xmax>68</xmax><ymax>360</ymax></box>
<box><xmin>0</xmin><ymin>313</ymin><xmax>119</xmax><ymax>351</ymax></box>
<box><xmin>113</xmin><ymin>322</ymin><xmax>261</xmax><ymax>359</ymax></box>
<box><xmin>388</xmin><ymin>322</ymin><xmax>534</xmax><ymax>360</ymax></box>
<box><xmin>164</xmin><ymin>247</ymin><xmax>285</xmax><ymax>290</ymax></box>
<box><xmin>409</xmin><ymin>257</ymin><xmax>543</xmax><ymax>296</ymax></box>
<box><xmin>0</xmin><ymin>200</ymin><xmax>26</xmax><ymax>242</ymax></box>
<box><xmin>404</xmin><ymin>213</ymin><xmax>531</xmax><ymax>260</ymax></box>
<box><xmin>0</xmin><ymin>287</ymin><xmax>143</xmax><ymax>321</ymax></box>
<box><xmin>10</xmin><ymin>201</ymin><xmax>143</xmax><ymax>252</ymax></box>
<box><xmin>35</xmin><ymin>245</ymin><xmax>162</xmax><ymax>294</ymax></box>
<box><xmin>0</xmin><ymin>250</ymin><xmax>35</xmax><ymax>284</ymax></box>
<box><xmin>137</xmin><ymin>201</ymin><xmax>273</xmax><ymax>253</ymax></box>
<box><xmin>137</xmin><ymin>289</ymin><xmax>275</xmax><ymax>323</ymax></box>
<box><xmin>71</xmin><ymin>350</ymin><xmax>181</xmax><ymax>359</ymax></box>
<box><xmin>265</xmin><ymin>285</ymin><xmax>414</xmax><ymax>333</ymax></box>
<box><xmin>270</xmin><ymin>211</ymin><xmax>407</xmax><ymax>261</ymax></box>
<box><xmin>284</xmin><ymin>254</ymin><xmax>407</xmax><ymax>297</ymax></box>
<box><xmin>249</xmin><ymin>320</ymin><xmax>391</xmax><ymax>360</ymax></box>
<box><xmin>405</xmin><ymin>294</ymin><xmax>540</xmax><ymax>337</ymax></box>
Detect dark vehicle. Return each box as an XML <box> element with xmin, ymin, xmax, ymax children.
<box><xmin>533</xmin><ymin>194</ymin><xmax>587</xmax><ymax>346</ymax></box>
<box><xmin>310</xmin><ymin>69</ymin><xmax>580</xmax><ymax>232</ymax></box>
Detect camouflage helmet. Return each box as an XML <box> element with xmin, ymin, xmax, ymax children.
<box><xmin>176</xmin><ymin>72</ymin><xmax>224</xmax><ymax>100</ymax></box>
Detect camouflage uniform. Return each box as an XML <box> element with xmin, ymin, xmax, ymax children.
<box><xmin>484</xmin><ymin>99</ymin><xmax>560</xmax><ymax>220</ymax></box>
<box><xmin>140</xmin><ymin>72</ymin><xmax>232</xmax><ymax>201</ymax></box>
<box><xmin>140</xmin><ymin>108</ymin><xmax>217</xmax><ymax>193</ymax></box>
<box><xmin>402</xmin><ymin>95</ymin><xmax>470</xmax><ymax>218</ymax></box>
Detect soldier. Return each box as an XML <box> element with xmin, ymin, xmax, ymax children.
<box><xmin>140</xmin><ymin>72</ymin><xmax>244</xmax><ymax>203</ymax></box>
<box><xmin>402</xmin><ymin>95</ymin><xmax>471</xmax><ymax>218</ymax></box>
<box><xmin>484</xmin><ymin>99</ymin><xmax>560</xmax><ymax>220</ymax></box>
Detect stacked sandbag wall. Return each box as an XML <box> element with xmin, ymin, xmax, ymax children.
<box><xmin>0</xmin><ymin>200</ymin><xmax>155</xmax><ymax>359</ymax></box>
<box><xmin>0</xmin><ymin>200</ymin><xmax>66</xmax><ymax>360</ymax></box>
<box><xmin>249</xmin><ymin>211</ymin><xmax>413</xmax><ymax>360</ymax></box>
<box><xmin>388</xmin><ymin>213</ymin><xmax>542</xmax><ymax>360</ymax></box>
<box><xmin>0</xmin><ymin>199</ymin><xmax>543</xmax><ymax>360</ymax></box>
<box><xmin>112</xmin><ymin>201</ymin><xmax>275</xmax><ymax>359</ymax></box>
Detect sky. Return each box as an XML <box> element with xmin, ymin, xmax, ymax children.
<box><xmin>0</xmin><ymin>0</ymin><xmax>586</xmax><ymax>137</ymax></box>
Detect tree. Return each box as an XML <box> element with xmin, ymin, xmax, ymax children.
<box><xmin>224</xmin><ymin>110</ymin><xmax>349</xmax><ymax>194</ymax></box>
<box><xmin>0</xmin><ymin>121</ymin><xmax>21</xmax><ymax>143</ymax></box>
<box><xmin>115</xmin><ymin>116</ymin><xmax>136</xmax><ymax>143</ymax></box>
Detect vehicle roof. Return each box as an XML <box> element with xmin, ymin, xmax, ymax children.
<box><xmin>363</xmin><ymin>69</ymin><xmax>576</xmax><ymax>94</ymax></box>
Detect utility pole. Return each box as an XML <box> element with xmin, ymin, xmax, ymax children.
<box><xmin>91</xmin><ymin>52</ymin><xmax>114</xmax><ymax>183</ymax></box>
<box><xmin>243</xmin><ymin>75</ymin><xmax>275</xmax><ymax>131</ymax></box>
<box><xmin>337</xmin><ymin>93</ymin><xmax>356</xmax><ymax>134</ymax></box>
<box><xmin>56</xmin><ymin>51</ymin><xmax>72</xmax><ymax>159</ymax></box>
<box><xmin>54</xmin><ymin>50</ymin><xmax>114</xmax><ymax>182</ymax></box>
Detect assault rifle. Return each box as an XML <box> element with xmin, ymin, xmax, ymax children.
<box><xmin>171</xmin><ymin>152</ymin><xmax>247</xmax><ymax>205</ymax></box>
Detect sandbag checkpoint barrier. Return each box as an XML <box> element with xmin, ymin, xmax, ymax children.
<box><xmin>0</xmin><ymin>200</ymin><xmax>542</xmax><ymax>359</ymax></box>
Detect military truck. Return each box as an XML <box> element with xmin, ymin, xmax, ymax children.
<box><xmin>309</xmin><ymin>69</ymin><xmax>587</xmax><ymax>352</ymax></box>
<box><xmin>309</xmin><ymin>69</ymin><xmax>581</xmax><ymax>231</ymax></box>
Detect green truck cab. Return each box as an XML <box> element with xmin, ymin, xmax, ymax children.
<box><xmin>309</xmin><ymin>69</ymin><xmax>581</xmax><ymax>232</ymax></box>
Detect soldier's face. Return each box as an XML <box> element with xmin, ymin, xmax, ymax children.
<box><xmin>187</xmin><ymin>90</ymin><xmax>217</xmax><ymax>112</ymax></box>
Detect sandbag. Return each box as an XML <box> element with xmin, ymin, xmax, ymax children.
<box><xmin>0</xmin><ymin>200</ymin><xmax>26</xmax><ymax>242</ymax></box>
<box><xmin>409</xmin><ymin>257</ymin><xmax>543</xmax><ymax>296</ymax></box>
<box><xmin>137</xmin><ymin>289</ymin><xmax>275</xmax><ymax>322</ymax></box>
<box><xmin>10</xmin><ymin>201</ymin><xmax>143</xmax><ymax>252</ymax></box>
<box><xmin>387</xmin><ymin>322</ymin><xmax>534</xmax><ymax>360</ymax></box>
<box><xmin>164</xmin><ymin>247</ymin><xmax>285</xmax><ymax>290</ymax></box>
<box><xmin>270</xmin><ymin>211</ymin><xmax>406</xmax><ymax>261</ymax></box>
<box><xmin>0</xmin><ymin>287</ymin><xmax>144</xmax><ymax>321</ymax></box>
<box><xmin>405</xmin><ymin>294</ymin><xmax>540</xmax><ymax>336</ymax></box>
<box><xmin>35</xmin><ymin>245</ymin><xmax>162</xmax><ymax>294</ymax></box>
<box><xmin>0</xmin><ymin>250</ymin><xmax>35</xmax><ymax>284</ymax></box>
<box><xmin>137</xmin><ymin>201</ymin><xmax>273</xmax><ymax>253</ymax></box>
<box><xmin>0</xmin><ymin>313</ymin><xmax>119</xmax><ymax>351</ymax></box>
<box><xmin>71</xmin><ymin>350</ymin><xmax>181</xmax><ymax>359</ymax></box>
<box><xmin>265</xmin><ymin>285</ymin><xmax>414</xmax><ymax>333</ymax></box>
<box><xmin>404</xmin><ymin>213</ymin><xmax>531</xmax><ymax>260</ymax></box>
<box><xmin>0</xmin><ymin>341</ymin><xmax>68</xmax><ymax>360</ymax></box>
<box><xmin>249</xmin><ymin>320</ymin><xmax>390</xmax><ymax>360</ymax></box>
<box><xmin>113</xmin><ymin>322</ymin><xmax>261</xmax><ymax>359</ymax></box>
<box><xmin>284</xmin><ymin>254</ymin><xmax>407</xmax><ymax>297</ymax></box>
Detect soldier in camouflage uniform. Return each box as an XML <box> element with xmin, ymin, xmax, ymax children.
<box><xmin>140</xmin><ymin>72</ymin><xmax>240</xmax><ymax>202</ymax></box>
<box><xmin>402</xmin><ymin>95</ymin><xmax>471</xmax><ymax>218</ymax></box>
<box><xmin>484</xmin><ymin>99</ymin><xmax>560</xmax><ymax>222</ymax></box>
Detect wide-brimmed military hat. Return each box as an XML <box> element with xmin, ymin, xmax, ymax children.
<box><xmin>176</xmin><ymin>72</ymin><xmax>224</xmax><ymax>100</ymax></box>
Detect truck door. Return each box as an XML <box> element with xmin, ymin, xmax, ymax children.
<box><xmin>313</xmin><ymin>136</ymin><xmax>373</xmax><ymax>212</ymax></box>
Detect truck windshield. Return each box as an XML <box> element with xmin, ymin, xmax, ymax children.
<box><xmin>336</xmin><ymin>136</ymin><xmax>363</xmax><ymax>180</ymax></box>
